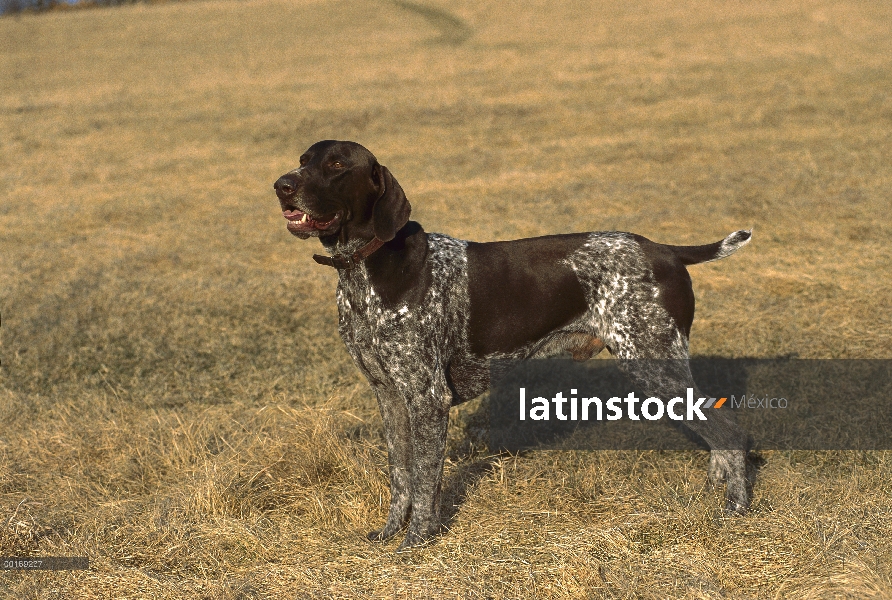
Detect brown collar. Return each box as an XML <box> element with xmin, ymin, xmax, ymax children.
<box><xmin>313</xmin><ymin>236</ymin><xmax>387</xmax><ymax>270</ymax></box>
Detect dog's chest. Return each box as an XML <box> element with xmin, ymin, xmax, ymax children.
<box><xmin>334</xmin><ymin>234</ymin><xmax>471</xmax><ymax>385</ymax></box>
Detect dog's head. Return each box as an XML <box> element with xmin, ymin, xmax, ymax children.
<box><xmin>273</xmin><ymin>140</ymin><xmax>410</xmax><ymax>247</ymax></box>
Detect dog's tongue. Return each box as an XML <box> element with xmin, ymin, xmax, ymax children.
<box><xmin>283</xmin><ymin>210</ymin><xmax>305</xmax><ymax>222</ymax></box>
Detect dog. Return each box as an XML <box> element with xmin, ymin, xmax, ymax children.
<box><xmin>273</xmin><ymin>140</ymin><xmax>753</xmax><ymax>551</ymax></box>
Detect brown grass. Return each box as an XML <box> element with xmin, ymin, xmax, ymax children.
<box><xmin>2</xmin><ymin>0</ymin><xmax>892</xmax><ymax>597</ymax></box>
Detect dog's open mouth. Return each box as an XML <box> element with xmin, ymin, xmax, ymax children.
<box><xmin>283</xmin><ymin>209</ymin><xmax>339</xmax><ymax>236</ymax></box>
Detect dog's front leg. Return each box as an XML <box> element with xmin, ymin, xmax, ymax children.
<box><xmin>368</xmin><ymin>386</ymin><xmax>413</xmax><ymax>542</ymax></box>
<box><xmin>396</xmin><ymin>374</ymin><xmax>451</xmax><ymax>552</ymax></box>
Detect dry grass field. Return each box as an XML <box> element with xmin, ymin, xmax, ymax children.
<box><xmin>2</xmin><ymin>0</ymin><xmax>892</xmax><ymax>597</ymax></box>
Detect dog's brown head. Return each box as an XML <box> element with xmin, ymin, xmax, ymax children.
<box><xmin>273</xmin><ymin>140</ymin><xmax>410</xmax><ymax>247</ymax></box>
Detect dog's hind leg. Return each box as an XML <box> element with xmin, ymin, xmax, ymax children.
<box><xmin>685</xmin><ymin>396</ymin><xmax>751</xmax><ymax>514</ymax></box>
<box><xmin>620</xmin><ymin>357</ymin><xmax>752</xmax><ymax>514</ymax></box>
<box><xmin>368</xmin><ymin>386</ymin><xmax>413</xmax><ymax>542</ymax></box>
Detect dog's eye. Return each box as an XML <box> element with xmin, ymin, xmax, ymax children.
<box><xmin>299</xmin><ymin>156</ymin><xmax>308</xmax><ymax>166</ymax></box>
<box><xmin>330</xmin><ymin>161</ymin><xmax>344</xmax><ymax>169</ymax></box>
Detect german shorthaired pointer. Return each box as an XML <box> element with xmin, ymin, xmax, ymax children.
<box><xmin>274</xmin><ymin>140</ymin><xmax>753</xmax><ymax>551</ymax></box>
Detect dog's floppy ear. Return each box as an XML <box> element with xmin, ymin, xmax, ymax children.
<box><xmin>372</xmin><ymin>163</ymin><xmax>411</xmax><ymax>242</ymax></box>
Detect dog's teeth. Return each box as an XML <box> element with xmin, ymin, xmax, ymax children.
<box><xmin>301</xmin><ymin>214</ymin><xmax>308</xmax><ymax>223</ymax></box>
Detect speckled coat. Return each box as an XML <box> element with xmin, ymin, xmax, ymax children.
<box><xmin>273</xmin><ymin>140</ymin><xmax>752</xmax><ymax>551</ymax></box>
<box><xmin>334</xmin><ymin>229</ymin><xmax>752</xmax><ymax>549</ymax></box>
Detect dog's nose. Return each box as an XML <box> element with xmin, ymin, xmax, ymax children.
<box><xmin>274</xmin><ymin>176</ymin><xmax>297</xmax><ymax>197</ymax></box>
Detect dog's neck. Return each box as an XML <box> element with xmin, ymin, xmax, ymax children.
<box><xmin>321</xmin><ymin>230</ymin><xmax>371</xmax><ymax>259</ymax></box>
<box><xmin>331</xmin><ymin>222</ymin><xmax>431</xmax><ymax>308</ymax></box>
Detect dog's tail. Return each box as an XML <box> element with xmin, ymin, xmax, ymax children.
<box><xmin>668</xmin><ymin>229</ymin><xmax>752</xmax><ymax>266</ymax></box>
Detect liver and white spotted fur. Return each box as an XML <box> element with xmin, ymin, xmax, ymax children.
<box><xmin>334</xmin><ymin>230</ymin><xmax>751</xmax><ymax>549</ymax></box>
<box><xmin>274</xmin><ymin>140</ymin><xmax>753</xmax><ymax>551</ymax></box>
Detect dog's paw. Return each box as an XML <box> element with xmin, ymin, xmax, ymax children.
<box><xmin>723</xmin><ymin>498</ymin><xmax>749</xmax><ymax>515</ymax></box>
<box><xmin>395</xmin><ymin>528</ymin><xmax>437</xmax><ymax>552</ymax></box>
<box><xmin>723</xmin><ymin>477</ymin><xmax>751</xmax><ymax>515</ymax></box>
<box><xmin>367</xmin><ymin>524</ymin><xmax>402</xmax><ymax>543</ymax></box>
<box><xmin>395</xmin><ymin>535</ymin><xmax>429</xmax><ymax>553</ymax></box>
